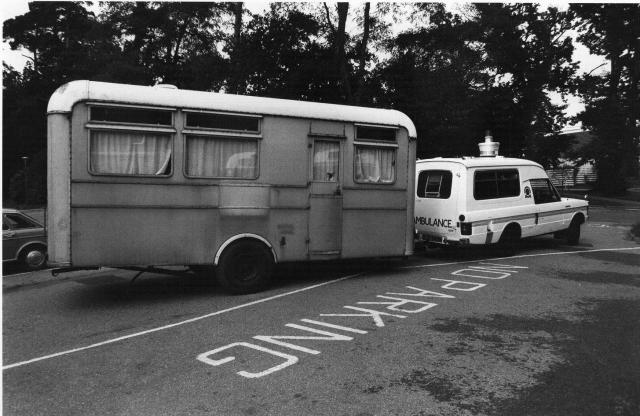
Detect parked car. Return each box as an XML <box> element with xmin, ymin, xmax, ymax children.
<box><xmin>3</xmin><ymin>208</ymin><xmax>47</xmax><ymax>269</ymax></box>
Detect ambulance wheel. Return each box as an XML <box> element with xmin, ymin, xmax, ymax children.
<box><xmin>566</xmin><ymin>218</ymin><xmax>582</xmax><ymax>245</ymax></box>
<box><xmin>498</xmin><ymin>225</ymin><xmax>520</xmax><ymax>256</ymax></box>
<box><xmin>216</xmin><ymin>240</ymin><xmax>274</xmax><ymax>294</ymax></box>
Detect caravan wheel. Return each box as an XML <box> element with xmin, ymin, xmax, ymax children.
<box><xmin>216</xmin><ymin>240</ymin><xmax>274</xmax><ymax>294</ymax></box>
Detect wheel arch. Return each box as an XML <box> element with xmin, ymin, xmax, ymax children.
<box><xmin>214</xmin><ymin>234</ymin><xmax>277</xmax><ymax>266</ymax></box>
<box><xmin>501</xmin><ymin>222</ymin><xmax>522</xmax><ymax>239</ymax></box>
<box><xmin>17</xmin><ymin>241</ymin><xmax>47</xmax><ymax>260</ymax></box>
<box><xmin>570</xmin><ymin>212</ymin><xmax>586</xmax><ymax>225</ymax></box>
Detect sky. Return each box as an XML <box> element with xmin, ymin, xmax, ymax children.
<box><xmin>2</xmin><ymin>0</ymin><xmax>609</xmax><ymax>130</ymax></box>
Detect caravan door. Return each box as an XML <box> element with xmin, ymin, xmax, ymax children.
<box><xmin>308</xmin><ymin>139</ymin><xmax>343</xmax><ymax>258</ymax></box>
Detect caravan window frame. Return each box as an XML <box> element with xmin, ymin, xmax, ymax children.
<box><xmin>88</xmin><ymin>103</ymin><xmax>174</xmax><ymax>127</ymax></box>
<box><xmin>86</xmin><ymin>103</ymin><xmax>176</xmax><ymax>178</ymax></box>
<box><xmin>183</xmin><ymin>131</ymin><xmax>261</xmax><ymax>180</ymax></box>
<box><xmin>182</xmin><ymin>110</ymin><xmax>262</xmax><ymax>180</ymax></box>
<box><xmin>184</xmin><ymin>110</ymin><xmax>262</xmax><ymax>134</ymax></box>
<box><xmin>311</xmin><ymin>139</ymin><xmax>341</xmax><ymax>183</ymax></box>
<box><xmin>353</xmin><ymin>124</ymin><xmax>398</xmax><ymax>185</ymax></box>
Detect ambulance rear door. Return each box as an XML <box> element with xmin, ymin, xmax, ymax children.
<box><xmin>415</xmin><ymin>165</ymin><xmax>459</xmax><ymax>241</ymax></box>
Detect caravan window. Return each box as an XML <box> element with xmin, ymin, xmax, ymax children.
<box><xmin>185</xmin><ymin>135</ymin><xmax>258</xmax><ymax>179</ymax></box>
<box><xmin>474</xmin><ymin>169</ymin><xmax>520</xmax><ymax>200</ymax></box>
<box><xmin>313</xmin><ymin>140</ymin><xmax>339</xmax><ymax>181</ymax></box>
<box><xmin>90</xmin><ymin>106</ymin><xmax>172</xmax><ymax>126</ymax></box>
<box><xmin>354</xmin><ymin>146</ymin><xmax>396</xmax><ymax>184</ymax></box>
<box><xmin>417</xmin><ymin>170</ymin><xmax>452</xmax><ymax>198</ymax></box>
<box><xmin>356</xmin><ymin>126</ymin><xmax>396</xmax><ymax>142</ymax></box>
<box><xmin>89</xmin><ymin>131</ymin><xmax>172</xmax><ymax>176</ymax></box>
<box><xmin>185</xmin><ymin>112</ymin><xmax>260</xmax><ymax>133</ymax></box>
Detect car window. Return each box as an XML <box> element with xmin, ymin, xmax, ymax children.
<box><xmin>474</xmin><ymin>169</ymin><xmax>520</xmax><ymax>200</ymax></box>
<box><xmin>530</xmin><ymin>179</ymin><xmax>561</xmax><ymax>204</ymax></box>
<box><xmin>2</xmin><ymin>219</ymin><xmax>9</xmax><ymax>231</ymax></box>
<box><xmin>417</xmin><ymin>170</ymin><xmax>452</xmax><ymax>199</ymax></box>
<box><xmin>4</xmin><ymin>214</ymin><xmax>39</xmax><ymax>230</ymax></box>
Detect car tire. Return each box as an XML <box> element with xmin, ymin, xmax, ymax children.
<box><xmin>566</xmin><ymin>218</ymin><xmax>582</xmax><ymax>245</ymax></box>
<box><xmin>497</xmin><ymin>225</ymin><xmax>520</xmax><ymax>256</ymax></box>
<box><xmin>21</xmin><ymin>245</ymin><xmax>47</xmax><ymax>269</ymax></box>
<box><xmin>216</xmin><ymin>240</ymin><xmax>274</xmax><ymax>294</ymax></box>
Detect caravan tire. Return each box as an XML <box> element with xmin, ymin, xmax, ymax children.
<box><xmin>216</xmin><ymin>240</ymin><xmax>274</xmax><ymax>294</ymax></box>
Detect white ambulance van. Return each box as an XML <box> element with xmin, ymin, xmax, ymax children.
<box><xmin>414</xmin><ymin>135</ymin><xmax>588</xmax><ymax>250</ymax></box>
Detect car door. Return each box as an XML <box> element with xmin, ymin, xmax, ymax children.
<box><xmin>3</xmin><ymin>213</ymin><xmax>44</xmax><ymax>261</ymax></box>
<box><xmin>3</xmin><ymin>217</ymin><xmax>20</xmax><ymax>261</ymax></box>
<box><xmin>529</xmin><ymin>178</ymin><xmax>566</xmax><ymax>235</ymax></box>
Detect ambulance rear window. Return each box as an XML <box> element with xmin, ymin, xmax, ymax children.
<box><xmin>417</xmin><ymin>170</ymin><xmax>452</xmax><ymax>199</ymax></box>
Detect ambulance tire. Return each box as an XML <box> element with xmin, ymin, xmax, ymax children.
<box><xmin>216</xmin><ymin>240</ymin><xmax>274</xmax><ymax>294</ymax></box>
<box><xmin>566</xmin><ymin>218</ymin><xmax>582</xmax><ymax>245</ymax></box>
<box><xmin>498</xmin><ymin>225</ymin><xmax>520</xmax><ymax>256</ymax></box>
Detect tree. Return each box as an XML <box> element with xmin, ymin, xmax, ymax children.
<box><xmin>233</xmin><ymin>3</ymin><xmax>335</xmax><ymax>101</ymax></box>
<box><xmin>3</xmin><ymin>2</ymin><xmax>114</xmax><ymax>203</ymax></box>
<box><xmin>102</xmin><ymin>2</ymin><xmax>229</xmax><ymax>89</ymax></box>
<box><xmin>475</xmin><ymin>4</ymin><xmax>576</xmax><ymax>158</ymax></box>
<box><xmin>374</xmin><ymin>4</ymin><xmax>490</xmax><ymax>157</ymax></box>
<box><xmin>570</xmin><ymin>4</ymin><xmax>640</xmax><ymax>195</ymax></box>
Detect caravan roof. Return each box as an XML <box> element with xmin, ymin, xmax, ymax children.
<box><xmin>47</xmin><ymin>80</ymin><xmax>417</xmax><ymax>138</ymax></box>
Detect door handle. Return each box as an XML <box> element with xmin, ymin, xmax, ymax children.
<box><xmin>565</xmin><ymin>205</ymin><xmax>571</xmax><ymax>208</ymax></box>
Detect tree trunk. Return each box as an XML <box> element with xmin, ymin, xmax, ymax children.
<box><xmin>353</xmin><ymin>2</ymin><xmax>371</xmax><ymax>105</ymax></box>
<box><xmin>229</xmin><ymin>2</ymin><xmax>244</xmax><ymax>94</ymax></box>
<box><xmin>336</xmin><ymin>2</ymin><xmax>353</xmax><ymax>103</ymax></box>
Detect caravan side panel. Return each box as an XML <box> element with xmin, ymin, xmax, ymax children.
<box><xmin>47</xmin><ymin>113</ymin><xmax>71</xmax><ymax>266</ymax></box>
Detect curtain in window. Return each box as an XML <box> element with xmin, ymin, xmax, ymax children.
<box><xmin>90</xmin><ymin>131</ymin><xmax>171</xmax><ymax>175</ymax></box>
<box><xmin>186</xmin><ymin>135</ymin><xmax>257</xmax><ymax>178</ymax></box>
<box><xmin>354</xmin><ymin>146</ymin><xmax>395</xmax><ymax>183</ymax></box>
<box><xmin>313</xmin><ymin>141</ymin><xmax>339</xmax><ymax>181</ymax></box>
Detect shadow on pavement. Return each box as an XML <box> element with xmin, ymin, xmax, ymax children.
<box><xmin>416</xmin><ymin>298</ymin><xmax>640</xmax><ymax>415</ymax></box>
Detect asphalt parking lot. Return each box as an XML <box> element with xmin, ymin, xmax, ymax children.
<box><xmin>3</xmin><ymin>202</ymin><xmax>639</xmax><ymax>416</ymax></box>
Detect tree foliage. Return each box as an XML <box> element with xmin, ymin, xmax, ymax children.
<box><xmin>569</xmin><ymin>4</ymin><xmax>640</xmax><ymax>195</ymax></box>
<box><xmin>4</xmin><ymin>2</ymin><xmax>629</xmax><ymax>203</ymax></box>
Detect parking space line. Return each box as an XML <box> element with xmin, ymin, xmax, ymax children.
<box><xmin>402</xmin><ymin>246</ymin><xmax>640</xmax><ymax>270</ymax></box>
<box><xmin>3</xmin><ymin>246</ymin><xmax>639</xmax><ymax>371</ymax></box>
<box><xmin>3</xmin><ymin>273</ymin><xmax>362</xmax><ymax>371</ymax></box>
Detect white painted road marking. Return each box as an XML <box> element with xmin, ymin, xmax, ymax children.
<box><xmin>3</xmin><ymin>273</ymin><xmax>361</xmax><ymax>370</ymax></box>
<box><xmin>3</xmin><ymin>246</ymin><xmax>639</xmax><ymax>371</ymax></box>
<box><xmin>199</xmin><ymin>262</ymin><xmax>527</xmax><ymax>378</ymax></box>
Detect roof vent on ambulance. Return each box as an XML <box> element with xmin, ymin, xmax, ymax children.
<box><xmin>478</xmin><ymin>130</ymin><xmax>500</xmax><ymax>157</ymax></box>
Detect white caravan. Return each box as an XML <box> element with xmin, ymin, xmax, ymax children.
<box><xmin>47</xmin><ymin>81</ymin><xmax>417</xmax><ymax>294</ymax></box>
<box><xmin>414</xmin><ymin>136</ymin><xmax>588</xmax><ymax>249</ymax></box>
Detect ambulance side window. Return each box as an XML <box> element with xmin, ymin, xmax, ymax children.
<box><xmin>530</xmin><ymin>178</ymin><xmax>561</xmax><ymax>204</ymax></box>
<box><xmin>474</xmin><ymin>169</ymin><xmax>520</xmax><ymax>200</ymax></box>
<box><xmin>417</xmin><ymin>170</ymin><xmax>452</xmax><ymax>199</ymax></box>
